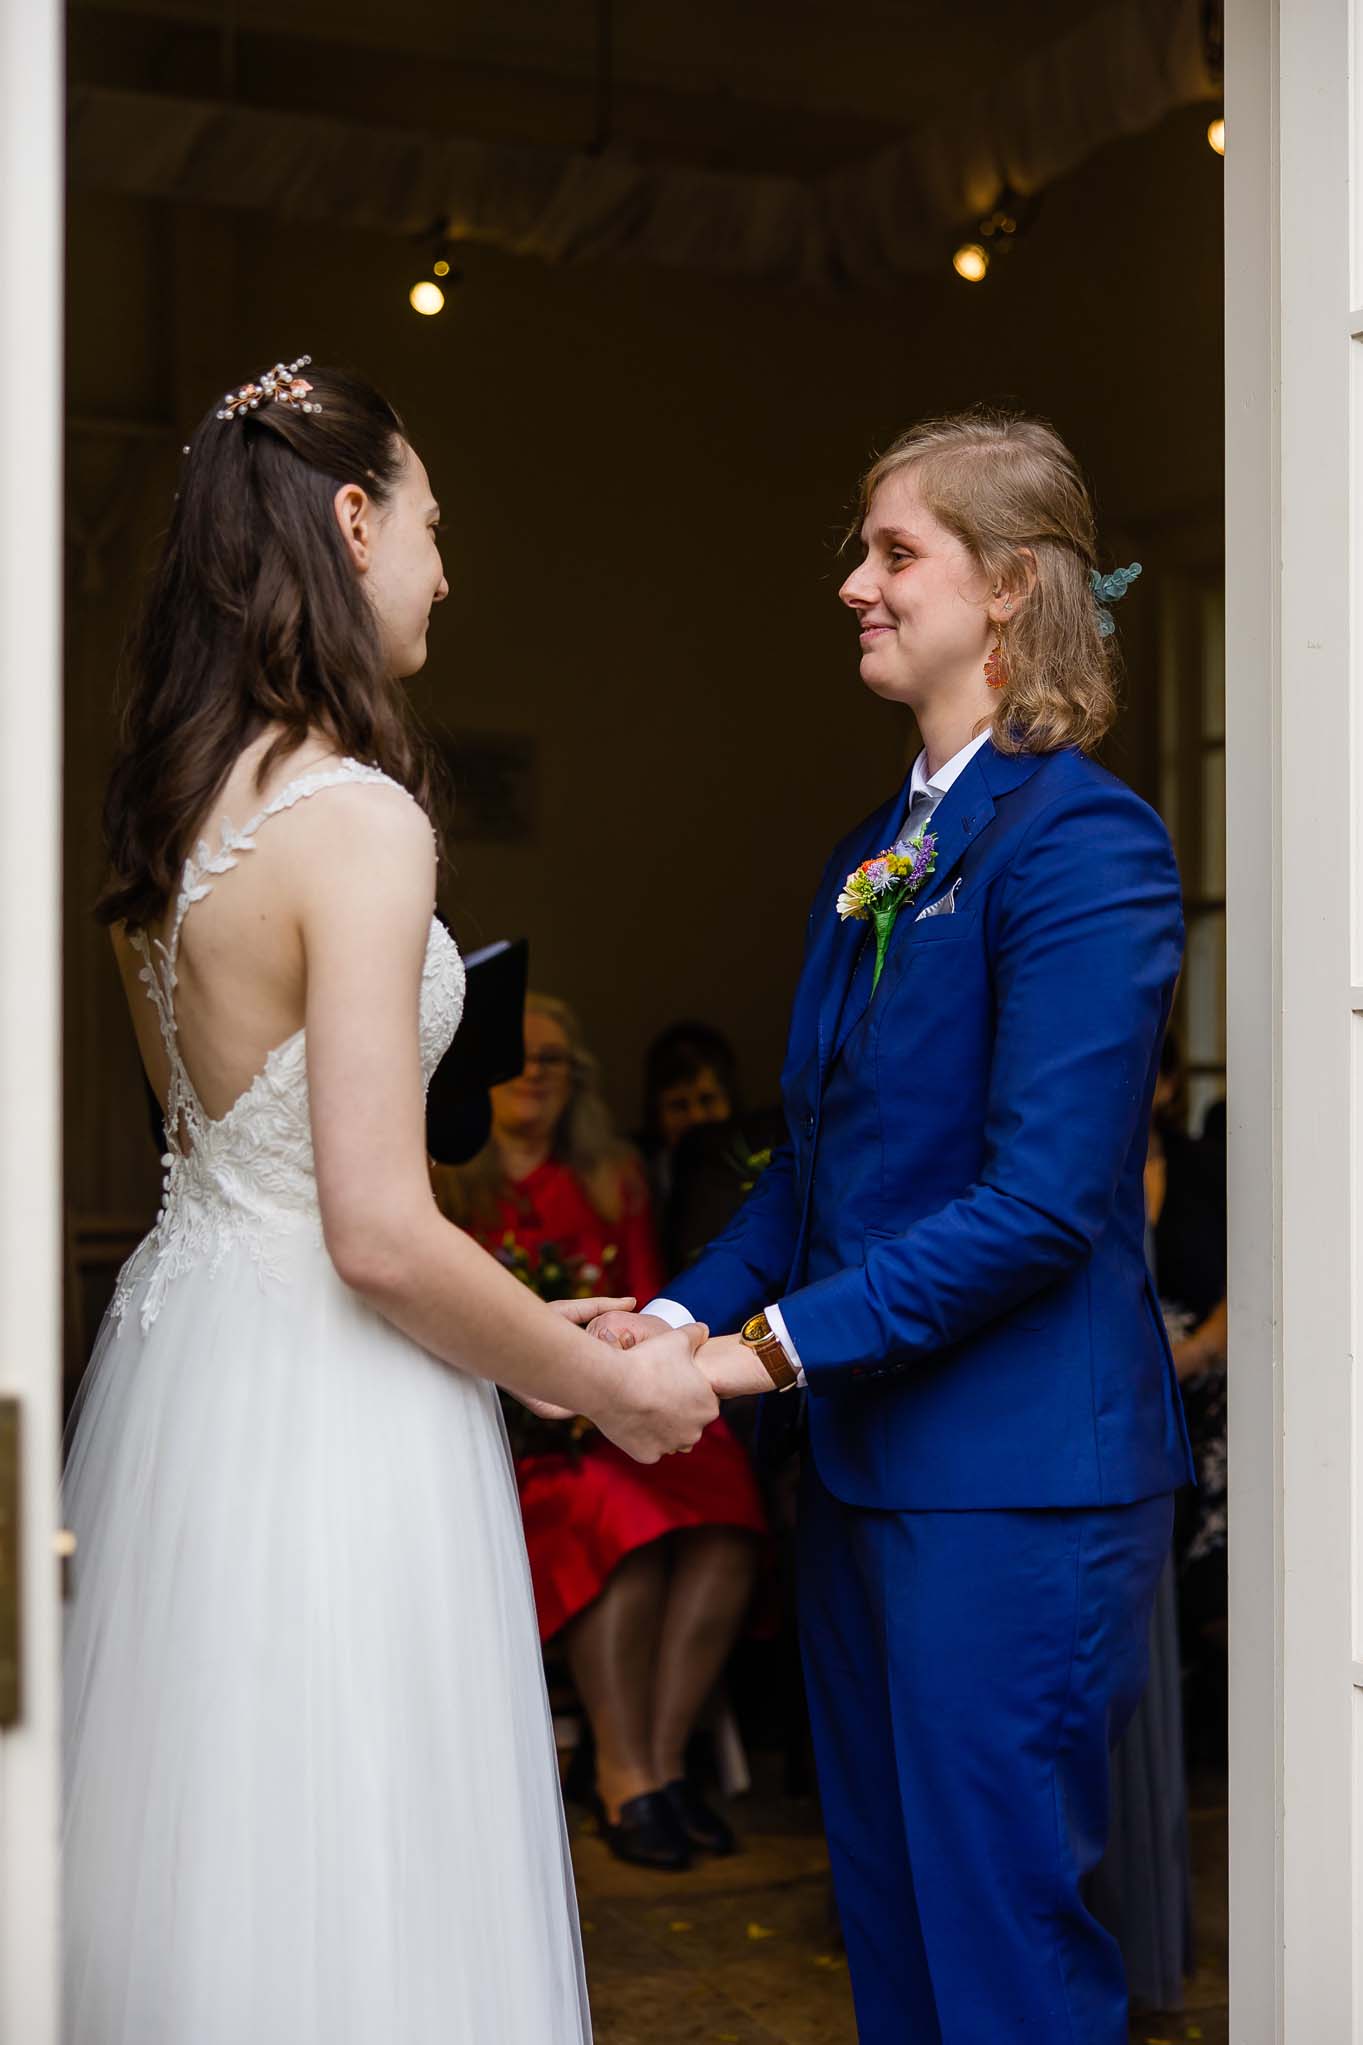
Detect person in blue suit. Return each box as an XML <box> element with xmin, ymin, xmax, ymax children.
<box><xmin>593</xmin><ymin>408</ymin><xmax>1193</xmax><ymax>2043</ymax></box>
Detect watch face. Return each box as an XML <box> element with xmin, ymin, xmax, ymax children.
<box><xmin>742</xmin><ymin>1312</ymin><xmax>771</xmax><ymax>1344</ymax></box>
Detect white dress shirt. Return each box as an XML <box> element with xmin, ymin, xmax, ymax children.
<box><xmin>648</xmin><ymin>728</ymin><xmax>993</xmax><ymax>1382</ymax></box>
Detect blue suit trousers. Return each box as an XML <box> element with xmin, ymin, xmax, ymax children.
<box><xmin>797</xmin><ymin>1464</ymin><xmax>1173</xmax><ymax>2043</ymax></box>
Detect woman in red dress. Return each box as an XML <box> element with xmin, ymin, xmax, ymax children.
<box><xmin>438</xmin><ymin>995</ymin><xmax>767</xmax><ymax>1870</ymax></box>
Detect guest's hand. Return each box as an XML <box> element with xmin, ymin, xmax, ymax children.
<box><xmin>587</xmin><ymin>1309</ymin><xmax>673</xmax><ymax>1351</ymax></box>
<box><xmin>586</xmin><ymin>1322</ymin><xmax>719</xmax><ymax>1463</ymax></box>
<box><xmin>1172</xmin><ymin>1331</ymin><xmax>1220</xmax><ymax>1382</ymax></box>
<box><xmin>697</xmin><ymin>1332</ymin><xmax>778</xmax><ymax>1400</ymax></box>
<box><xmin>547</xmin><ymin>1294</ymin><xmax>637</xmax><ymax>1328</ymax></box>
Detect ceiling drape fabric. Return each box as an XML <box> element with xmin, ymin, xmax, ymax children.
<box><xmin>68</xmin><ymin>0</ymin><xmax>1217</xmax><ymax>284</ymax></box>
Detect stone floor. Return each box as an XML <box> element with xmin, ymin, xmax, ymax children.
<box><xmin>570</xmin><ymin>1764</ymin><xmax>1228</xmax><ymax>2045</ymax></box>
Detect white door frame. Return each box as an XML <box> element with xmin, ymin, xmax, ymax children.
<box><xmin>0</xmin><ymin>2</ymin><xmax>65</xmax><ymax>2041</ymax></box>
<box><xmin>3</xmin><ymin>1</ymin><xmax>1357</xmax><ymax>2038</ymax></box>
<box><xmin>1226</xmin><ymin>0</ymin><xmax>1361</xmax><ymax>2036</ymax></box>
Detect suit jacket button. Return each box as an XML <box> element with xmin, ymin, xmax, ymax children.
<box><xmin>804</xmin><ymin>1111</ymin><xmax>815</xmax><ymax>1135</ymax></box>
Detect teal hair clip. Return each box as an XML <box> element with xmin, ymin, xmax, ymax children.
<box><xmin>1090</xmin><ymin>562</ymin><xmax>1142</xmax><ymax>638</ymax></box>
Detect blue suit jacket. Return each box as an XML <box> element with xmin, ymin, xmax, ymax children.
<box><xmin>666</xmin><ymin>741</ymin><xmax>1195</xmax><ymax>1511</ymax></box>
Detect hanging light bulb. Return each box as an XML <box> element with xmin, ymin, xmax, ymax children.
<box><xmin>409</xmin><ymin>280</ymin><xmax>445</xmax><ymax>316</ymax></box>
<box><xmin>1207</xmin><ymin>116</ymin><xmax>1226</xmax><ymax>156</ymax></box>
<box><xmin>953</xmin><ymin>243</ymin><xmax>989</xmax><ymax>283</ymax></box>
<box><xmin>433</xmin><ymin>258</ymin><xmax>451</xmax><ymax>278</ymax></box>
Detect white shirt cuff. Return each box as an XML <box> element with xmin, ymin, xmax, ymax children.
<box><xmin>644</xmin><ymin>1296</ymin><xmax>696</xmax><ymax>1329</ymax></box>
<box><xmin>644</xmin><ymin>1298</ymin><xmax>806</xmax><ymax>1388</ymax></box>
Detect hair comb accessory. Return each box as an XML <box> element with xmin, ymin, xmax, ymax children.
<box><xmin>216</xmin><ymin>356</ymin><xmax>321</xmax><ymax>423</ymax></box>
<box><xmin>1089</xmin><ymin>561</ymin><xmax>1142</xmax><ymax>638</ymax></box>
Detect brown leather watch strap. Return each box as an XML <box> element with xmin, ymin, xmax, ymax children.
<box><xmin>741</xmin><ymin>1312</ymin><xmax>801</xmax><ymax>1392</ymax></box>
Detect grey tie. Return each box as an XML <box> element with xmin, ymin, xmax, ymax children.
<box><xmin>894</xmin><ymin>786</ymin><xmax>935</xmax><ymax>852</ymax></box>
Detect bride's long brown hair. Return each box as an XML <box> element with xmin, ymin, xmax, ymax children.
<box><xmin>98</xmin><ymin>364</ymin><xmax>447</xmax><ymax>932</ymax></box>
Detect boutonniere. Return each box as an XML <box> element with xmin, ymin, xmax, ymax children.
<box><xmin>836</xmin><ymin>829</ymin><xmax>938</xmax><ymax>995</ymax></box>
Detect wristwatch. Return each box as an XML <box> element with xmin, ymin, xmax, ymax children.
<box><xmin>740</xmin><ymin>1310</ymin><xmax>801</xmax><ymax>1392</ymax></box>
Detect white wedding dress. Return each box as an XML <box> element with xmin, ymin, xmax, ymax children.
<box><xmin>62</xmin><ymin>759</ymin><xmax>591</xmax><ymax>2045</ymax></box>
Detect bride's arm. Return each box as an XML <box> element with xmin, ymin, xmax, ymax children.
<box><xmin>294</xmin><ymin>781</ymin><xmax>716</xmax><ymax>1461</ymax></box>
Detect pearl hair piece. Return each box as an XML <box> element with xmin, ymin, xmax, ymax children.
<box><xmin>215</xmin><ymin>356</ymin><xmax>322</xmax><ymax>423</ymax></box>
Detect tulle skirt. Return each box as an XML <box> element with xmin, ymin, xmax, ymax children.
<box><xmin>61</xmin><ymin>1226</ymin><xmax>591</xmax><ymax>2045</ymax></box>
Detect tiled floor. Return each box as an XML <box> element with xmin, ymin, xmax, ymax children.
<box><xmin>570</xmin><ymin>1765</ymin><xmax>1228</xmax><ymax>2045</ymax></box>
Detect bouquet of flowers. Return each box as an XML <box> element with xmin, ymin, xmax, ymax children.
<box><xmin>495</xmin><ymin>1235</ymin><xmax>617</xmax><ymax>1461</ymax></box>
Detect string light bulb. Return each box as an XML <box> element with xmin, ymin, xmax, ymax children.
<box><xmin>408</xmin><ymin>216</ymin><xmax>463</xmax><ymax>314</ymax></box>
<box><xmin>953</xmin><ymin>243</ymin><xmax>989</xmax><ymax>284</ymax></box>
<box><xmin>1207</xmin><ymin>116</ymin><xmax>1225</xmax><ymax>156</ymax></box>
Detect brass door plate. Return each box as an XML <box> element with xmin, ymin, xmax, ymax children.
<box><xmin>0</xmin><ymin>1398</ymin><xmax>20</xmax><ymax>1729</ymax></box>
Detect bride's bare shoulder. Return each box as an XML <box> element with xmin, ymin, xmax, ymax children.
<box><xmin>223</xmin><ymin>738</ymin><xmax>435</xmax><ymax>867</ymax></box>
<box><xmin>288</xmin><ymin>769</ymin><xmax>434</xmax><ymax>854</ymax></box>
<box><xmin>280</xmin><ymin>772</ymin><xmax>437</xmax><ymax>927</ymax></box>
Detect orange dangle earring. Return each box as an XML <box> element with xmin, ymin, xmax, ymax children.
<box><xmin>984</xmin><ymin>627</ymin><xmax>1009</xmax><ymax>690</ymax></box>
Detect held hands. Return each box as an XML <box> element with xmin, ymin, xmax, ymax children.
<box><xmin>587</xmin><ymin>1309</ymin><xmax>673</xmax><ymax>1351</ymax></box>
<box><xmin>519</xmin><ymin>1295</ymin><xmax>639</xmax><ymax>1421</ymax></box>
<box><xmin>586</xmin><ymin>1311</ymin><xmax>777</xmax><ymax>1401</ymax></box>
<box><xmin>549</xmin><ymin>1294</ymin><xmax>638</xmax><ymax>1331</ymax></box>
<box><xmin>586</xmin><ymin>1321</ymin><xmax>718</xmax><ymax>1464</ymax></box>
<box><xmin>514</xmin><ymin>1300</ymin><xmax>720</xmax><ymax>1451</ymax></box>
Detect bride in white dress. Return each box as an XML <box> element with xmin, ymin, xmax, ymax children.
<box><xmin>61</xmin><ymin>359</ymin><xmax>718</xmax><ymax>2045</ymax></box>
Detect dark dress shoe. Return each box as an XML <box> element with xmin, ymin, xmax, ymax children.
<box><xmin>662</xmin><ymin>1777</ymin><xmax>738</xmax><ymax>1856</ymax></box>
<box><xmin>600</xmin><ymin>1790</ymin><xmax>692</xmax><ymax>1871</ymax></box>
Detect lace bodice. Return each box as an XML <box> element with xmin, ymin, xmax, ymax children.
<box><xmin>112</xmin><ymin>759</ymin><xmax>465</xmax><ymax>1334</ymax></box>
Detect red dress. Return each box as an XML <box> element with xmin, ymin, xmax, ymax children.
<box><xmin>473</xmin><ymin>1159</ymin><xmax>768</xmax><ymax>1642</ymax></box>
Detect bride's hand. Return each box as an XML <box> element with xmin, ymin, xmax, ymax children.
<box><xmin>546</xmin><ymin>1294</ymin><xmax>637</xmax><ymax>1328</ymax></box>
<box><xmin>516</xmin><ymin>1392</ymin><xmax>579</xmax><ymax>1422</ymax></box>
<box><xmin>587</xmin><ymin>1322</ymin><xmax>718</xmax><ymax>1463</ymax></box>
<box><xmin>514</xmin><ymin>1297</ymin><xmax>638</xmax><ymax>1420</ymax></box>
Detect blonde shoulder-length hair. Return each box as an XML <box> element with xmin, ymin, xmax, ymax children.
<box><xmin>855</xmin><ymin>407</ymin><xmax>1120</xmax><ymax>756</ymax></box>
<box><xmin>440</xmin><ymin>992</ymin><xmax>644</xmax><ymax>1231</ymax></box>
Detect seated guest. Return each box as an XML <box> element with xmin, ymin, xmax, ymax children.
<box><xmin>641</xmin><ymin>1024</ymin><xmax>807</xmax><ymax>1769</ymax></box>
<box><xmin>639</xmin><ymin>1021</ymin><xmax>740</xmax><ymax>1211</ymax></box>
<box><xmin>641</xmin><ymin>1022</ymin><xmax>789</xmax><ymax>1272</ymax></box>
<box><xmin>436</xmin><ymin>995</ymin><xmax>767</xmax><ymax>1871</ymax></box>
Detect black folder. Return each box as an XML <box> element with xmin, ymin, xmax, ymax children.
<box><xmin>424</xmin><ymin>934</ymin><xmax>529</xmax><ymax>1164</ymax></box>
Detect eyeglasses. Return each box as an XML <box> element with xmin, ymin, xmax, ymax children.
<box><xmin>522</xmin><ymin>1049</ymin><xmax>573</xmax><ymax>1075</ymax></box>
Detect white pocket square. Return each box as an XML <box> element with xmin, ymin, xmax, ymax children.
<box><xmin>915</xmin><ymin>877</ymin><xmax>962</xmax><ymax>922</ymax></box>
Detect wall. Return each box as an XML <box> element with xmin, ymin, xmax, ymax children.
<box><xmin>64</xmin><ymin>99</ymin><xmax>1224</xmax><ymax>1234</ymax></box>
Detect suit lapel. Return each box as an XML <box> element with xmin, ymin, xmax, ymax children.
<box><xmin>816</xmin><ymin>778</ymin><xmax>911</xmax><ymax>1080</ymax></box>
<box><xmin>828</xmin><ymin>741</ymin><xmax>1049</xmax><ymax>1051</ymax></box>
<box><xmin>828</xmin><ymin>750</ymin><xmax>994</xmax><ymax>1062</ymax></box>
<box><xmin>816</xmin><ymin>741</ymin><xmax>1051</xmax><ymax>1073</ymax></box>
